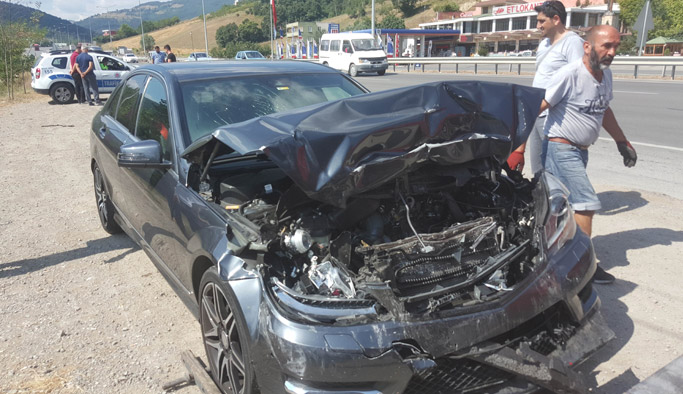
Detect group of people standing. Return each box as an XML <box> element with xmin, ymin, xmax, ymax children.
<box><xmin>507</xmin><ymin>1</ymin><xmax>638</xmax><ymax>284</ymax></box>
<box><xmin>68</xmin><ymin>44</ymin><xmax>178</xmax><ymax>105</ymax></box>
<box><xmin>151</xmin><ymin>45</ymin><xmax>177</xmax><ymax>64</ymax></box>
<box><xmin>69</xmin><ymin>45</ymin><xmax>101</xmax><ymax>106</ymax></box>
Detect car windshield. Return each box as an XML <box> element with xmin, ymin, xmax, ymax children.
<box><xmin>180</xmin><ymin>73</ymin><xmax>366</xmax><ymax>144</ymax></box>
<box><xmin>246</xmin><ymin>52</ymin><xmax>264</xmax><ymax>59</ymax></box>
<box><xmin>194</xmin><ymin>53</ymin><xmax>207</xmax><ymax>58</ymax></box>
<box><xmin>352</xmin><ymin>39</ymin><xmax>382</xmax><ymax>51</ymax></box>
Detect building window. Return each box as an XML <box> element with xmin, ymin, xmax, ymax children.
<box><xmin>498</xmin><ymin>41</ymin><xmax>516</xmax><ymax>52</ymax></box>
<box><xmin>588</xmin><ymin>13</ymin><xmax>599</xmax><ymax>26</ymax></box>
<box><xmin>496</xmin><ymin>18</ymin><xmax>510</xmax><ymax>32</ymax></box>
<box><xmin>530</xmin><ymin>16</ymin><xmax>537</xmax><ymax>28</ymax></box>
<box><xmin>482</xmin><ymin>6</ymin><xmax>489</xmax><ymax>14</ymax></box>
<box><xmin>512</xmin><ymin>17</ymin><xmax>526</xmax><ymax>30</ymax></box>
<box><xmin>463</xmin><ymin>21</ymin><xmax>474</xmax><ymax>34</ymax></box>
<box><xmin>571</xmin><ymin>13</ymin><xmax>586</xmax><ymax>28</ymax></box>
<box><xmin>309</xmin><ymin>26</ymin><xmax>313</xmax><ymax>33</ymax></box>
<box><xmin>479</xmin><ymin>20</ymin><xmax>493</xmax><ymax>33</ymax></box>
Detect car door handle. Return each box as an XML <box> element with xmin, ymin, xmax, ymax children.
<box><xmin>99</xmin><ymin>127</ymin><xmax>107</xmax><ymax>139</ymax></box>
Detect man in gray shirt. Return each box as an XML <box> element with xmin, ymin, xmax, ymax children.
<box><xmin>541</xmin><ymin>25</ymin><xmax>637</xmax><ymax>284</ymax></box>
<box><xmin>151</xmin><ymin>46</ymin><xmax>166</xmax><ymax>64</ymax></box>
<box><xmin>507</xmin><ymin>0</ymin><xmax>583</xmax><ymax>173</ymax></box>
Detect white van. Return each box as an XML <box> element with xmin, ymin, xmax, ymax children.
<box><xmin>319</xmin><ymin>33</ymin><xmax>388</xmax><ymax>77</ymax></box>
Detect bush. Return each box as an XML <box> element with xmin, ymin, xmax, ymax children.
<box><xmin>434</xmin><ymin>3</ymin><xmax>460</xmax><ymax>12</ymax></box>
<box><xmin>477</xmin><ymin>47</ymin><xmax>489</xmax><ymax>56</ymax></box>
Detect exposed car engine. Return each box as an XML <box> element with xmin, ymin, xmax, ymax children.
<box><xmin>207</xmin><ymin>159</ymin><xmax>541</xmax><ymax>320</ymax></box>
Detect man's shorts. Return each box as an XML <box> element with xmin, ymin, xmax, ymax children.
<box><xmin>544</xmin><ymin>141</ymin><xmax>602</xmax><ymax>212</ymax></box>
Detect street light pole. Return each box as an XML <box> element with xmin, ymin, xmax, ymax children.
<box><xmin>371</xmin><ymin>0</ymin><xmax>375</xmax><ymax>37</ymax></box>
<box><xmin>201</xmin><ymin>0</ymin><xmax>209</xmax><ymax>55</ymax></box>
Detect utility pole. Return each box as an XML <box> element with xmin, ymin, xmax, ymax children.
<box><xmin>201</xmin><ymin>0</ymin><xmax>209</xmax><ymax>55</ymax></box>
<box><xmin>371</xmin><ymin>0</ymin><xmax>375</xmax><ymax>37</ymax></box>
<box><xmin>139</xmin><ymin>0</ymin><xmax>146</xmax><ymax>53</ymax></box>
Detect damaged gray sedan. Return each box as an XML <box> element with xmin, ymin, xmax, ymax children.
<box><xmin>90</xmin><ymin>61</ymin><xmax>613</xmax><ymax>394</ymax></box>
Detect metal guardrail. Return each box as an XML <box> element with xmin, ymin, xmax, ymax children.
<box><xmin>387</xmin><ymin>56</ymin><xmax>683</xmax><ymax>79</ymax></box>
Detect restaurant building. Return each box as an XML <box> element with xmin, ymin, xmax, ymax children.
<box><xmin>419</xmin><ymin>0</ymin><xmax>620</xmax><ymax>56</ymax></box>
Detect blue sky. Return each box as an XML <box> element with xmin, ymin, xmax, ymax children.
<box><xmin>38</xmin><ymin>0</ymin><xmax>156</xmax><ymax>21</ymax></box>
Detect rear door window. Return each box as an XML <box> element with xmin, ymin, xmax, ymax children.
<box><xmin>115</xmin><ymin>75</ymin><xmax>147</xmax><ymax>133</ymax></box>
<box><xmin>51</xmin><ymin>57</ymin><xmax>68</xmax><ymax>69</ymax></box>
<box><xmin>320</xmin><ymin>40</ymin><xmax>330</xmax><ymax>51</ymax></box>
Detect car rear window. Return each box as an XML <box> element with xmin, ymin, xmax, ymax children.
<box><xmin>51</xmin><ymin>57</ymin><xmax>68</xmax><ymax>69</ymax></box>
<box><xmin>180</xmin><ymin>73</ymin><xmax>366</xmax><ymax>144</ymax></box>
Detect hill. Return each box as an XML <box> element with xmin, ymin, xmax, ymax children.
<box><xmin>0</xmin><ymin>1</ymin><xmax>91</xmax><ymax>42</ymax></box>
<box><xmin>102</xmin><ymin>0</ymin><xmax>477</xmax><ymax>57</ymax></box>
<box><xmin>77</xmin><ymin>0</ymin><xmax>236</xmax><ymax>34</ymax></box>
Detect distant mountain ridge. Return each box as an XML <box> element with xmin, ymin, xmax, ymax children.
<box><xmin>0</xmin><ymin>0</ymin><xmax>234</xmax><ymax>42</ymax></box>
<box><xmin>0</xmin><ymin>1</ymin><xmax>90</xmax><ymax>40</ymax></box>
<box><xmin>77</xmin><ymin>0</ymin><xmax>235</xmax><ymax>33</ymax></box>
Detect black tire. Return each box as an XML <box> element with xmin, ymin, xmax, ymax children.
<box><xmin>322</xmin><ymin>61</ymin><xmax>329</xmax><ymax>66</ymax></box>
<box><xmin>50</xmin><ymin>83</ymin><xmax>75</xmax><ymax>104</ymax></box>
<box><xmin>349</xmin><ymin>63</ymin><xmax>358</xmax><ymax>77</ymax></box>
<box><xmin>93</xmin><ymin>163</ymin><xmax>122</xmax><ymax>234</ymax></box>
<box><xmin>199</xmin><ymin>267</ymin><xmax>256</xmax><ymax>394</ymax></box>
<box><xmin>377</xmin><ymin>69</ymin><xmax>386</xmax><ymax>76</ymax></box>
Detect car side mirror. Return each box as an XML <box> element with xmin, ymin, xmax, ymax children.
<box><xmin>118</xmin><ymin>140</ymin><xmax>172</xmax><ymax>169</ymax></box>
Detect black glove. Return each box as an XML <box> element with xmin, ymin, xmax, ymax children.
<box><xmin>617</xmin><ymin>141</ymin><xmax>637</xmax><ymax>167</ymax></box>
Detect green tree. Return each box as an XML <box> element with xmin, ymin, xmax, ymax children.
<box><xmin>239</xmin><ymin>19</ymin><xmax>263</xmax><ymax>42</ymax></box>
<box><xmin>392</xmin><ymin>0</ymin><xmax>418</xmax><ymax>16</ymax></box>
<box><xmin>216</xmin><ymin>23</ymin><xmax>239</xmax><ymax>47</ymax></box>
<box><xmin>0</xmin><ymin>2</ymin><xmax>45</xmax><ymax>99</ymax></box>
<box><xmin>141</xmin><ymin>34</ymin><xmax>154</xmax><ymax>53</ymax></box>
<box><xmin>378</xmin><ymin>14</ymin><xmax>405</xmax><ymax>29</ymax></box>
<box><xmin>618</xmin><ymin>0</ymin><xmax>683</xmax><ymax>40</ymax></box>
<box><xmin>118</xmin><ymin>23</ymin><xmax>137</xmax><ymax>39</ymax></box>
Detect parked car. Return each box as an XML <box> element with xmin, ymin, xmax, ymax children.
<box><xmin>31</xmin><ymin>50</ymin><xmax>132</xmax><ymax>104</ymax></box>
<box><xmin>235</xmin><ymin>50</ymin><xmax>266</xmax><ymax>60</ymax></box>
<box><xmin>187</xmin><ymin>52</ymin><xmax>213</xmax><ymax>61</ymax></box>
<box><xmin>123</xmin><ymin>53</ymin><xmax>138</xmax><ymax>63</ymax></box>
<box><xmin>90</xmin><ymin>61</ymin><xmax>613</xmax><ymax>394</ymax></box>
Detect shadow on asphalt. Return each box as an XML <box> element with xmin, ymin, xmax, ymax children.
<box><xmin>592</xmin><ymin>228</ymin><xmax>683</xmax><ymax>269</ymax></box>
<box><xmin>597</xmin><ymin>190</ymin><xmax>648</xmax><ymax>216</ymax></box>
<box><xmin>0</xmin><ymin>234</ymin><xmax>139</xmax><ymax>279</ymax></box>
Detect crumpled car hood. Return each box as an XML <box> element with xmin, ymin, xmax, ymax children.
<box><xmin>182</xmin><ymin>81</ymin><xmax>543</xmax><ymax>207</ymax></box>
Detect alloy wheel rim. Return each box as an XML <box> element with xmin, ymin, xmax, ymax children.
<box><xmin>56</xmin><ymin>87</ymin><xmax>71</xmax><ymax>102</ymax></box>
<box><xmin>94</xmin><ymin>168</ymin><xmax>109</xmax><ymax>227</ymax></box>
<box><xmin>201</xmin><ymin>282</ymin><xmax>246</xmax><ymax>393</ymax></box>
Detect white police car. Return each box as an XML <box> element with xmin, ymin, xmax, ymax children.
<box><xmin>31</xmin><ymin>49</ymin><xmax>133</xmax><ymax>104</ymax></box>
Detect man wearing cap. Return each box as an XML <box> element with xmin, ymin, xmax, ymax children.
<box><xmin>507</xmin><ymin>0</ymin><xmax>584</xmax><ymax>173</ymax></box>
<box><xmin>541</xmin><ymin>25</ymin><xmax>637</xmax><ymax>284</ymax></box>
<box><xmin>69</xmin><ymin>44</ymin><xmax>85</xmax><ymax>104</ymax></box>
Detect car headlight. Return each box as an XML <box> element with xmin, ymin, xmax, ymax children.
<box><xmin>540</xmin><ymin>173</ymin><xmax>577</xmax><ymax>254</ymax></box>
<box><xmin>358</xmin><ymin>58</ymin><xmax>367</xmax><ymax>64</ymax></box>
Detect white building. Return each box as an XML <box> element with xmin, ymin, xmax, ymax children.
<box><xmin>419</xmin><ymin>0</ymin><xmax>620</xmax><ymax>56</ymax></box>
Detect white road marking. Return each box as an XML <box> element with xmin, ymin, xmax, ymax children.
<box><xmin>597</xmin><ymin>137</ymin><xmax>683</xmax><ymax>152</ymax></box>
<box><xmin>613</xmin><ymin>90</ymin><xmax>658</xmax><ymax>95</ymax></box>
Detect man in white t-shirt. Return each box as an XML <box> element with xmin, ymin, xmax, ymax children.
<box><xmin>541</xmin><ymin>25</ymin><xmax>637</xmax><ymax>284</ymax></box>
<box><xmin>507</xmin><ymin>0</ymin><xmax>584</xmax><ymax>173</ymax></box>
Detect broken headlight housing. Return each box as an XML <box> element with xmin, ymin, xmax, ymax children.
<box><xmin>542</xmin><ymin>173</ymin><xmax>577</xmax><ymax>255</ymax></box>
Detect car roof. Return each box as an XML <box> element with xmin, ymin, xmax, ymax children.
<box><xmin>132</xmin><ymin>61</ymin><xmax>341</xmax><ymax>83</ymax></box>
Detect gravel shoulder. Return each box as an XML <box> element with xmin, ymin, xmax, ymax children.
<box><xmin>1</xmin><ymin>99</ymin><xmax>682</xmax><ymax>393</ymax></box>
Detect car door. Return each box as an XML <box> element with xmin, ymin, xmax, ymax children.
<box><xmin>118</xmin><ymin>76</ymin><xmax>189</xmax><ymax>278</ymax></box>
<box><xmin>340</xmin><ymin>40</ymin><xmax>354</xmax><ymax>72</ymax></box>
<box><xmin>95</xmin><ymin>55</ymin><xmax>128</xmax><ymax>93</ymax></box>
<box><xmin>329</xmin><ymin>40</ymin><xmax>341</xmax><ymax>70</ymax></box>
<box><xmin>95</xmin><ymin>74</ymin><xmax>148</xmax><ymax>213</ymax></box>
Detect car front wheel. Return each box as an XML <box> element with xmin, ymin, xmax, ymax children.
<box><xmin>50</xmin><ymin>82</ymin><xmax>74</xmax><ymax>104</ymax></box>
<box><xmin>93</xmin><ymin>163</ymin><xmax>122</xmax><ymax>234</ymax></box>
<box><xmin>377</xmin><ymin>70</ymin><xmax>386</xmax><ymax>76</ymax></box>
<box><xmin>349</xmin><ymin>63</ymin><xmax>358</xmax><ymax>77</ymax></box>
<box><xmin>199</xmin><ymin>268</ymin><xmax>256</xmax><ymax>394</ymax></box>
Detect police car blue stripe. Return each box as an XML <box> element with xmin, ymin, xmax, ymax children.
<box><xmin>48</xmin><ymin>74</ymin><xmax>74</xmax><ymax>81</ymax></box>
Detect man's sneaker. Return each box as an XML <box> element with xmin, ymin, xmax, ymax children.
<box><xmin>593</xmin><ymin>266</ymin><xmax>615</xmax><ymax>284</ymax></box>
<box><xmin>89</xmin><ymin>102</ymin><xmax>95</xmax><ymax>106</ymax></box>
